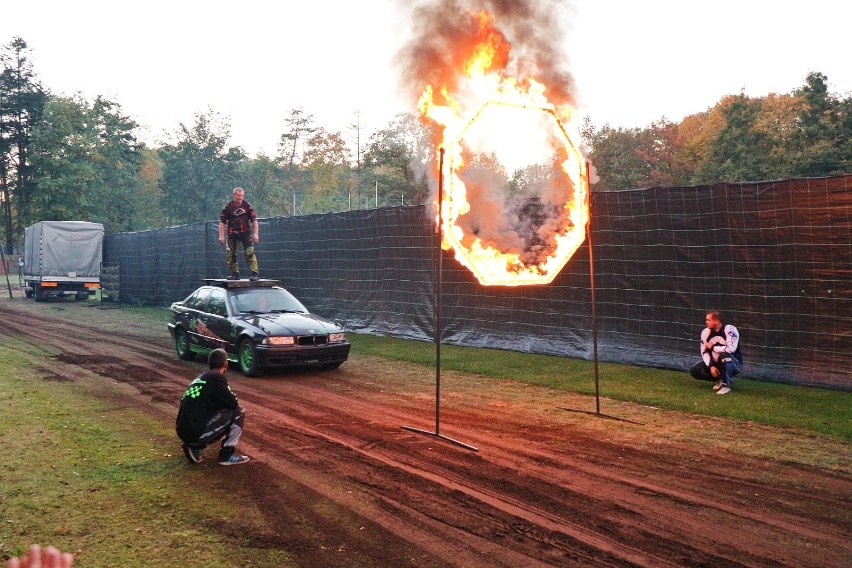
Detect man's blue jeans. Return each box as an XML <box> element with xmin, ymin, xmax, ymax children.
<box><xmin>690</xmin><ymin>353</ymin><xmax>743</xmax><ymax>387</ymax></box>
<box><xmin>720</xmin><ymin>353</ymin><xmax>744</xmax><ymax>387</ymax></box>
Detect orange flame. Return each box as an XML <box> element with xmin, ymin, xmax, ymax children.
<box><xmin>418</xmin><ymin>10</ymin><xmax>589</xmax><ymax>287</ymax></box>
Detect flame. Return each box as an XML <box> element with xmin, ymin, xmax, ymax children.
<box><xmin>418</xmin><ymin>10</ymin><xmax>589</xmax><ymax>287</ymax></box>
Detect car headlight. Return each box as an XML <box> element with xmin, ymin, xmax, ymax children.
<box><xmin>328</xmin><ymin>333</ymin><xmax>347</xmax><ymax>343</ymax></box>
<box><xmin>265</xmin><ymin>336</ymin><xmax>295</xmax><ymax>346</ymax></box>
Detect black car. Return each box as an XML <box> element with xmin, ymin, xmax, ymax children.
<box><xmin>167</xmin><ymin>279</ymin><xmax>350</xmax><ymax>376</ymax></box>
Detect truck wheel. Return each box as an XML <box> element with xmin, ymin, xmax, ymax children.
<box><xmin>25</xmin><ymin>288</ymin><xmax>33</xmax><ymax>299</ymax></box>
<box><xmin>238</xmin><ymin>338</ymin><xmax>262</xmax><ymax>377</ymax></box>
<box><xmin>174</xmin><ymin>328</ymin><xmax>196</xmax><ymax>361</ymax></box>
<box><xmin>34</xmin><ymin>284</ymin><xmax>44</xmax><ymax>302</ymax></box>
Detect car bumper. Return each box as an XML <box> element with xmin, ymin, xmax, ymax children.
<box><xmin>255</xmin><ymin>342</ymin><xmax>351</xmax><ymax>368</ymax></box>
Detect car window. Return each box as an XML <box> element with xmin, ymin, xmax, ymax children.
<box><xmin>231</xmin><ymin>291</ymin><xmax>259</xmax><ymax>313</ymax></box>
<box><xmin>231</xmin><ymin>288</ymin><xmax>307</xmax><ymax>314</ymax></box>
<box><xmin>184</xmin><ymin>288</ymin><xmax>212</xmax><ymax>310</ymax></box>
<box><xmin>208</xmin><ymin>288</ymin><xmax>228</xmax><ymax>317</ymax></box>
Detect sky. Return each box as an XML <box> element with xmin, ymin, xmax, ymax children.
<box><xmin>2</xmin><ymin>0</ymin><xmax>850</xmax><ymax>157</ymax></box>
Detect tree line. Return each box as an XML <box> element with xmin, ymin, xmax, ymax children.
<box><xmin>2</xmin><ymin>36</ymin><xmax>851</xmax><ymax>253</ymax></box>
<box><xmin>582</xmin><ymin>71</ymin><xmax>852</xmax><ymax>190</ymax></box>
<box><xmin>0</xmin><ymin>38</ymin><xmax>435</xmax><ymax>253</ymax></box>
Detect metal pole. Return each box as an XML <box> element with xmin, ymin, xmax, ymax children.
<box><xmin>586</xmin><ymin>161</ymin><xmax>601</xmax><ymax>414</ymax></box>
<box><xmin>401</xmin><ymin>147</ymin><xmax>478</xmax><ymax>451</ymax></box>
<box><xmin>434</xmin><ymin>148</ymin><xmax>444</xmax><ymax>436</ymax></box>
<box><xmin>375</xmin><ymin>181</ymin><xmax>378</xmax><ymax>208</ymax></box>
<box><xmin>560</xmin><ymin>162</ymin><xmax>642</xmax><ymax>425</ymax></box>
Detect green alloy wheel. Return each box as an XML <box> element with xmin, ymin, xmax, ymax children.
<box><xmin>238</xmin><ymin>338</ymin><xmax>262</xmax><ymax>377</ymax></box>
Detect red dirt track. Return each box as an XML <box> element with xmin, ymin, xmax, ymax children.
<box><xmin>1</xmin><ymin>299</ymin><xmax>850</xmax><ymax>567</ymax></box>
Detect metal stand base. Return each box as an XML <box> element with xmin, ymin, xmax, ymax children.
<box><xmin>401</xmin><ymin>426</ymin><xmax>479</xmax><ymax>452</ymax></box>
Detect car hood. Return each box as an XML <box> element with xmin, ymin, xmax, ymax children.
<box><xmin>236</xmin><ymin>312</ymin><xmax>343</xmax><ymax>336</ymax></box>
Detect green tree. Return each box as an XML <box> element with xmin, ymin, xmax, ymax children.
<box><xmin>29</xmin><ymin>94</ymin><xmax>142</xmax><ymax>232</ymax></box>
<box><xmin>580</xmin><ymin>121</ymin><xmax>647</xmax><ymax>190</ymax></box>
<box><xmin>159</xmin><ymin>108</ymin><xmax>244</xmax><ymax>224</ymax></box>
<box><xmin>788</xmin><ymin>72</ymin><xmax>849</xmax><ymax>176</ymax></box>
<box><xmin>28</xmin><ymin>95</ymin><xmax>95</xmax><ymax>223</ymax></box>
<box><xmin>583</xmin><ymin>71</ymin><xmax>852</xmax><ymax>189</ymax></box>
<box><xmin>301</xmin><ymin>127</ymin><xmax>354</xmax><ymax>213</ymax></box>
<box><xmin>674</xmin><ymin>111</ymin><xmax>718</xmax><ymax>185</ymax></box>
<box><xmin>132</xmin><ymin>146</ymin><xmax>166</xmax><ymax>229</ymax></box>
<box><xmin>362</xmin><ymin>113</ymin><xmax>433</xmax><ymax>205</ymax></box>
<box><xmin>277</xmin><ymin>108</ymin><xmax>316</xmax><ymax>210</ymax></box>
<box><xmin>698</xmin><ymin>94</ymin><xmax>773</xmax><ymax>183</ymax></box>
<box><xmin>0</xmin><ymin>36</ymin><xmax>46</xmax><ymax>252</ymax></box>
<box><xmin>88</xmin><ymin>97</ymin><xmax>143</xmax><ymax>231</ymax></box>
<box><xmin>278</xmin><ymin>107</ymin><xmax>316</xmax><ymax>168</ymax></box>
<box><xmin>752</xmin><ymin>92</ymin><xmax>805</xmax><ymax>178</ymax></box>
<box><xmin>237</xmin><ymin>154</ymin><xmax>289</xmax><ymax>217</ymax></box>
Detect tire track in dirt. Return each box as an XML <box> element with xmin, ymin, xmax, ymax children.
<box><xmin>2</xmin><ymin>301</ymin><xmax>850</xmax><ymax>567</ymax></box>
<box><xmin>232</xmin><ymin>380</ymin><xmax>850</xmax><ymax>567</ymax></box>
<box><xmin>240</xmin><ymin>398</ymin><xmax>656</xmax><ymax>567</ymax></box>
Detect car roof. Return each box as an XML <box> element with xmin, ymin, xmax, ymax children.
<box><xmin>202</xmin><ymin>278</ymin><xmax>282</xmax><ymax>289</ymax></box>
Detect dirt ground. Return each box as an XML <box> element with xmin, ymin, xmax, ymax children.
<box><xmin>1</xmin><ymin>297</ymin><xmax>850</xmax><ymax>567</ymax></box>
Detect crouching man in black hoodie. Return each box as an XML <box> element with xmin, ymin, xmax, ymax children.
<box><xmin>176</xmin><ymin>348</ymin><xmax>250</xmax><ymax>466</ymax></box>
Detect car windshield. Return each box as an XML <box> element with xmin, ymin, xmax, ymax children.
<box><xmin>230</xmin><ymin>288</ymin><xmax>308</xmax><ymax>315</ymax></box>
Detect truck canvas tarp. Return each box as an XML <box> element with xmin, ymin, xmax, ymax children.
<box><xmin>24</xmin><ymin>221</ymin><xmax>104</xmax><ymax>300</ymax></box>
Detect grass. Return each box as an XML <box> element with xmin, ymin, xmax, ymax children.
<box><xmin>349</xmin><ymin>333</ymin><xmax>852</xmax><ymax>441</ymax></box>
<box><xmin>0</xmin><ymin>338</ymin><xmax>296</xmax><ymax>567</ymax></box>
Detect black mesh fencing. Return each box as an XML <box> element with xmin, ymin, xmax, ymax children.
<box><xmin>104</xmin><ymin>175</ymin><xmax>851</xmax><ymax>390</ymax></box>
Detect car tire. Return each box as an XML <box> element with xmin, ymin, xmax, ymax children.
<box><xmin>174</xmin><ymin>327</ymin><xmax>196</xmax><ymax>361</ymax></box>
<box><xmin>238</xmin><ymin>338</ymin><xmax>262</xmax><ymax>377</ymax></box>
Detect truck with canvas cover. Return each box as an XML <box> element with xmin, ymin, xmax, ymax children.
<box><xmin>23</xmin><ymin>221</ymin><xmax>104</xmax><ymax>301</ymax></box>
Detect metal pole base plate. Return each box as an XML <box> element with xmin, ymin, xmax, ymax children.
<box><xmin>401</xmin><ymin>426</ymin><xmax>479</xmax><ymax>452</ymax></box>
<box><xmin>559</xmin><ymin>407</ymin><xmax>644</xmax><ymax>426</ymax></box>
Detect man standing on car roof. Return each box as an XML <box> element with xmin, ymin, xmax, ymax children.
<box><xmin>218</xmin><ymin>187</ymin><xmax>260</xmax><ymax>280</ymax></box>
<box><xmin>176</xmin><ymin>348</ymin><xmax>250</xmax><ymax>465</ymax></box>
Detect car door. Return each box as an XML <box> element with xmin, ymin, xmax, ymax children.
<box><xmin>201</xmin><ymin>287</ymin><xmax>236</xmax><ymax>353</ymax></box>
<box><xmin>182</xmin><ymin>287</ymin><xmax>213</xmax><ymax>350</ymax></box>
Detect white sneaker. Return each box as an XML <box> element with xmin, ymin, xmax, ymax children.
<box><xmin>218</xmin><ymin>453</ymin><xmax>250</xmax><ymax>466</ymax></box>
<box><xmin>712</xmin><ymin>381</ymin><xmax>723</xmax><ymax>391</ymax></box>
<box><xmin>717</xmin><ymin>386</ymin><xmax>731</xmax><ymax>395</ymax></box>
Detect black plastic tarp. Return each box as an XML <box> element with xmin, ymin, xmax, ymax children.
<box><xmin>104</xmin><ymin>175</ymin><xmax>851</xmax><ymax>390</ymax></box>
